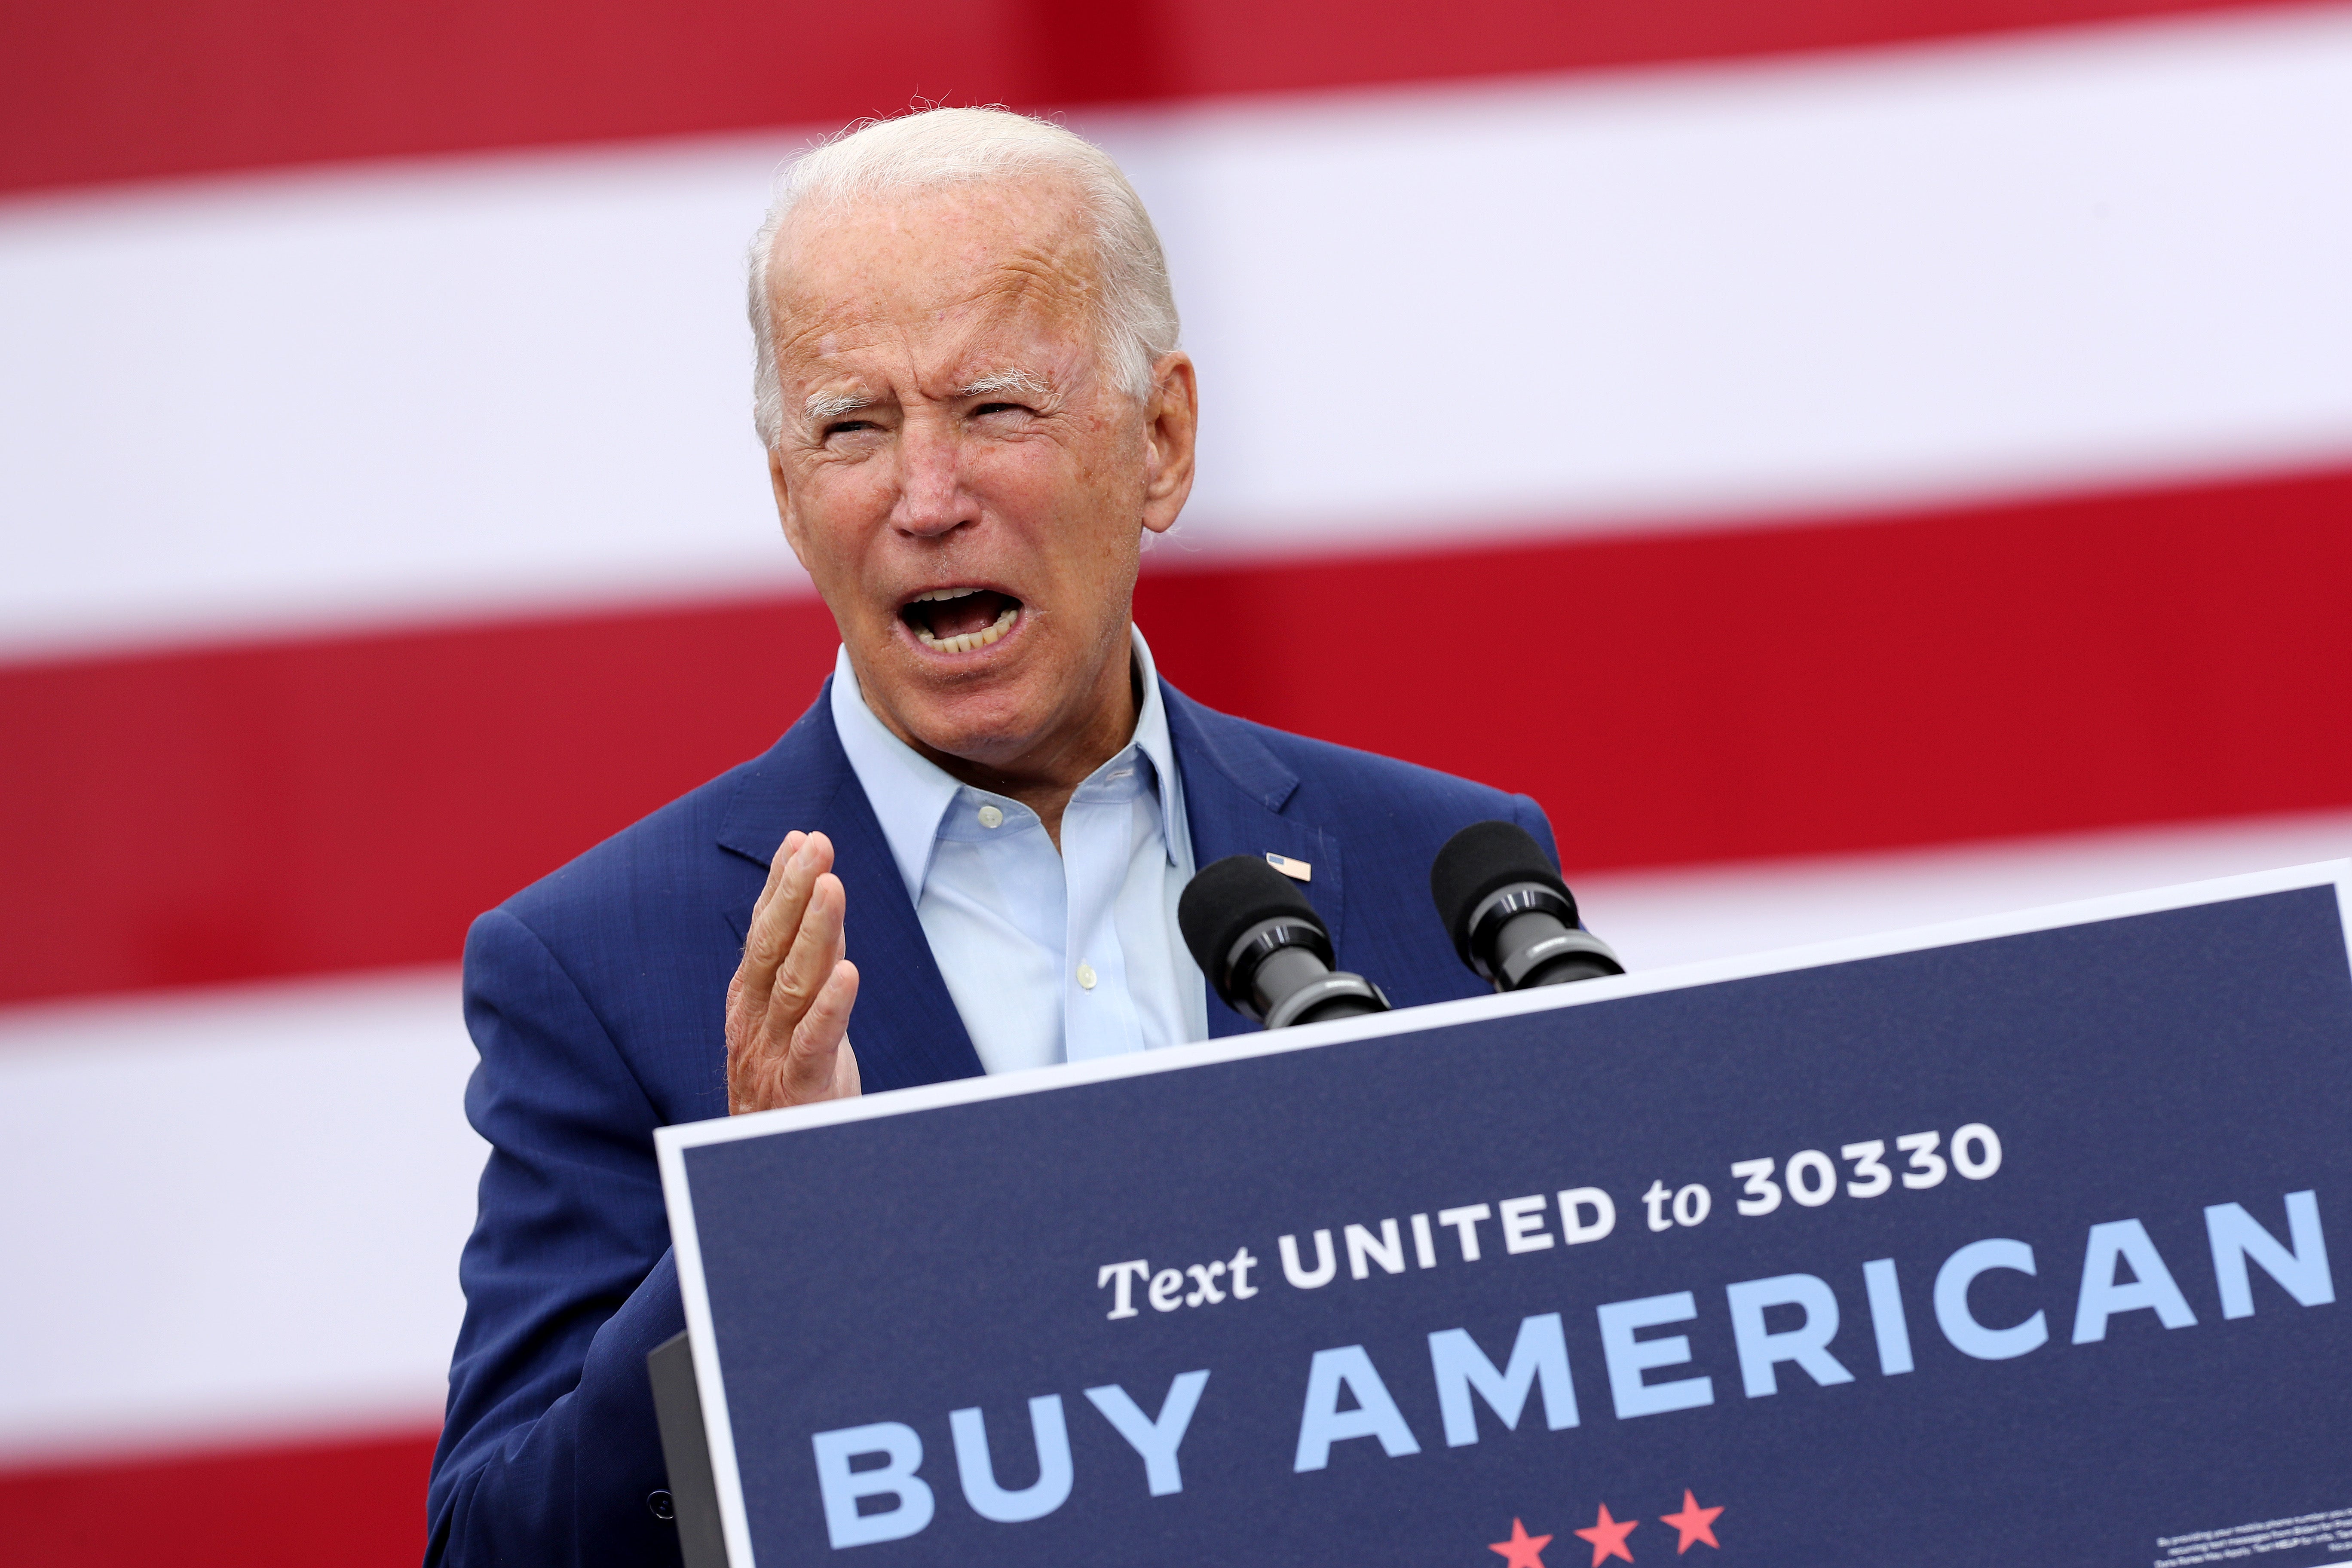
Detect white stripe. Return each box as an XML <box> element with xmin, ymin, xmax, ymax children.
<box><xmin>4</xmin><ymin>5</ymin><xmax>2351</xmax><ymax>658</ymax></box>
<box><xmin>0</xmin><ymin>138</ymin><xmax>807</xmax><ymax>661</ymax></box>
<box><xmin>1127</xmin><ymin>4</ymin><xmax>2352</xmax><ymax>560</ymax></box>
<box><xmin>6</xmin><ymin>809</ymin><xmax>2351</xmax><ymax>1457</ymax></box>
<box><xmin>0</xmin><ymin>968</ymin><xmax>479</xmax><ymax>1464</ymax></box>
<box><xmin>1576</xmin><ymin>805</ymin><xmax>2352</xmax><ymax>972</ymax></box>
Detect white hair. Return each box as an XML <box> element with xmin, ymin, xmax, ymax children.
<box><xmin>747</xmin><ymin>107</ymin><xmax>1181</xmax><ymax>451</ymax></box>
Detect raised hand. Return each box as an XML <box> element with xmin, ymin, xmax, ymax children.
<box><xmin>725</xmin><ymin>830</ymin><xmax>861</xmax><ymax>1114</ymax></box>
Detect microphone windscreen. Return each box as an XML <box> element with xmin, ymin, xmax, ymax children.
<box><xmin>1179</xmin><ymin>855</ymin><xmax>1323</xmax><ymax>980</ymax></box>
<box><xmin>1429</xmin><ymin>821</ymin><xmax>1575</xmax><ymax>960</ymax></box>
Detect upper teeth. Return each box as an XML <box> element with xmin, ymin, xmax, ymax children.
<box><xmin>915</xmin><ymin>603</ymin><xmax>1020</xmax><ymax>655</ymax></box>
<box><xmin>911</xmin><ymin>587</ymin><xmax>983</xmax><ymax>602</ymax></box>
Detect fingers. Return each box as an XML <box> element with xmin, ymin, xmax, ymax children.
<box><xmin>731</xmin><ymin>832</ymin><xmax>833</xmax><ymax>1036</ymax></box>
<box><xmin>728</xmin><ymin>829</ymin><xmax>802</xmax><ymax>1020</ymax></box>
<box><xmin>730</xmin><ymin>949</ymin><xmax>858</xmax><ymax>1115</ymax></box>
<box><xmin>748</xmin><ymin>831</ymin><xmax>823</xmax><ymax>965</ymax></box>
<box><xmin>748</xmin><ymin>830</ymin><xmax>805</xmax><ymax>930</ymax></box>
<box><xmin>781</xmin><ymin>959</ymin><xmax>860</xmax><ymax>1103</ymax></box>
<box><xmin>765</xmin><ymin>868</ymin><xmax>845</xmax><ymax>1039</ymax></box>
<box><xmin>726</xmin><ymin>831</ymin><xmax>861</xmax><ymax>1115</ymax></box>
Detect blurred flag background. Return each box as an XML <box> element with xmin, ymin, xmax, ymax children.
<box><xmin>4</xmin><ymin>0</ymin><xmax>2350</xmax><ymax>1560</ymax></box>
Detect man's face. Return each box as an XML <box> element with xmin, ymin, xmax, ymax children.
<box><xmin>764</xmin><ymin>177</ymin><xmax>1195</xmax><ymax>774</ymax></box>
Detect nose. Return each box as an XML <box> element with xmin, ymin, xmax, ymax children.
<box><xmin>889</xmin><ymin>413</ymin><xmax>975</xmax><ymax>539</ymax></box>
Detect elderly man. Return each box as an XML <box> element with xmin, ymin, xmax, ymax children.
<box><xmin>426</xmin><ymin>107</ymin><xmax>1559</xmax><ymax>1565</ymax></box>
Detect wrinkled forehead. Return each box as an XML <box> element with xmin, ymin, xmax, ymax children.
<box><xmin>766</xmin><ymin>178</ymin><xmax>1104</xmax><ymax>361</ymax></box>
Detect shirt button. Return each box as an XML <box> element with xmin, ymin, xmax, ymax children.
<box><xmin>1076</xmin><ymin>963</ymin><xmax>1098</xmax><ymax>990</ymax></box>
<box><xmin>977</xmin><ymin>805</ymin><xmax>1004</xmax><ymax>829</ymax></box>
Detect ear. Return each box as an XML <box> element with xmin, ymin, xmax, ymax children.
<box><xmin>1138</xmin><ymin>351</ymin><xmax>1198</xmax><ymax>536</ymax></box>
<box><xmin>769</xmin><ymin>447</ymin><xmax>815</xmax><ymax>571</ymax></box>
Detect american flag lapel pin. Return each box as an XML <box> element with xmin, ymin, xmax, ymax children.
<box><xmin>1265</xmin><ymin>852</ymin><xmax>1311</xmax><ymax>882</ymax></box>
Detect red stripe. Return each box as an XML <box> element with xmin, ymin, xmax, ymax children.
<box><xmin>0</xmin><ymin>600</ymin><xmax>845</xmax><ymax>1007</ymax></box>
<box><xmin>0</xmin><ymin>1429</ymin><xmax>436</xmax><ymax>1567</ymax></box>
<box><xmin>6</xmin><ymin>467</ymin><xmax>2350</xmax><ymax>1010</ymax></box>
<box><xmin>1147</xmin><ymin>472</ymin><xmax>2352</xmax><ymax>866</ymax></box>
<box><xmin>0</xmin><ymin>0</ymin><xmax>2315</xmax><ymax>196</ymax></box>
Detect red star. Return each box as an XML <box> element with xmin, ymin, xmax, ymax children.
<box><xmin>1660</xmin><ymin>1490</ymin><xmax>1723</xmax><ymax>1553</ymax></box>
<box><xmin>1489</xmin><ymin>1517</ymin><xmax>1553</xmax><ymax>1568</ymax></box>
<box><xmin>1574</xmin><ymin>1503</ymin><xmax>1639</xmax><ymax>1565</ymax></box>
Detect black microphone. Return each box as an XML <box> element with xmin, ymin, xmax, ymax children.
<box><xmin>1430</xmin><ymin>821</ymin><xmax>1624</xmax><ymax>991</ymax></box>
<box><xmin>1178</xmin><ymin>856</ymin><xmax>1390</xmax><ymax>1028</ymax></box>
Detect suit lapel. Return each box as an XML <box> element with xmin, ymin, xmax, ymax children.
<box><xmin>716</xmin><ymin>686</ymin><xmax>984</xmax><ymax>1091</ymax></box>
<box><xmin>1162</xmin><ymin>682</ymin><xmax>1345</xmax><ymax>1039</ymax></box>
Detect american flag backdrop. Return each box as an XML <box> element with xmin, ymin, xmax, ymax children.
<box><xmin>3</xmin><ymin>1</ymin><xmax>2351</xmax><ymax>1561</ymax></box>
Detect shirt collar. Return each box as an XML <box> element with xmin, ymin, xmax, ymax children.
<box><xmin>1126</xmin><ymin>627</ymin><xmax>1184</xmax><ymax>863</ymax></box>
<box><xmin>830</xmin><ymin>625</ymin><xmax>1185</xmax><ymax>906</ymax></box>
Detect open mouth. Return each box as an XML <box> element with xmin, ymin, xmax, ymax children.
<box><xmin>899</xmin><ymin>586</ymin><xmax>1022</xmax><ymax>654</ymax></box>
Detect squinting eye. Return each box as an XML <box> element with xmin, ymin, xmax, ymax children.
<box><xmin>972</xmin><ymin>402</ymin><xmax>1025</xmax><ymax>418</ymax></box>
<box><xmin>826</xmin><ymin>420</ymin><xmax>876</xmax><ymax>438</ymax></box>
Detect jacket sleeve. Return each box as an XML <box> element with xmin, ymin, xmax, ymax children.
<box><xmin>426</xmin><ymin>907</ymin><xmax>689</xmax><ymax>1568</ymax></box>
<box><xmin>1509</xmin><ymin>792</ymin><xmax>1616</xmax><ymax>946</ymax></box>
<box><xmin>1511</xmin><ymin>791</ymin><xmax>1565</xmax><ymax>868</ymax></box>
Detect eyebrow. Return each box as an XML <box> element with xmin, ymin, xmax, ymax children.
<box><xmin>804</xmin><ymin>391</ymin><xmax>876</xmax><ymax>424</ymax></box>
<box><xmin>803</xmin><ymin>370</ymin><xmax>1052</xmax><ymax>427</ymax></box>
<box><xmin>956</xmin><ymin>368</ymin><xmax>1054</xmax><ymax>401</ymax></box>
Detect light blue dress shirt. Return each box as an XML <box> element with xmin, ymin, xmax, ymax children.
<box><xmin>829</xmin><ymin>627</ymin><xmax>1210</xmax><ymax>1074</ymax></box>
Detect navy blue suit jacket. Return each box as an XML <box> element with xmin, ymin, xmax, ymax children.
<box><xmin>426</xmin><ymin>678</ymin><xmax>1557</xmax><ymax>1565</ymax></box>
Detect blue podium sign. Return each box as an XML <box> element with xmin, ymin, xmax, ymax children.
<box><xmin>658</xmin><ymin>865</ymin><xmax>2352</xmax><ymax>1568</ymax></box>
